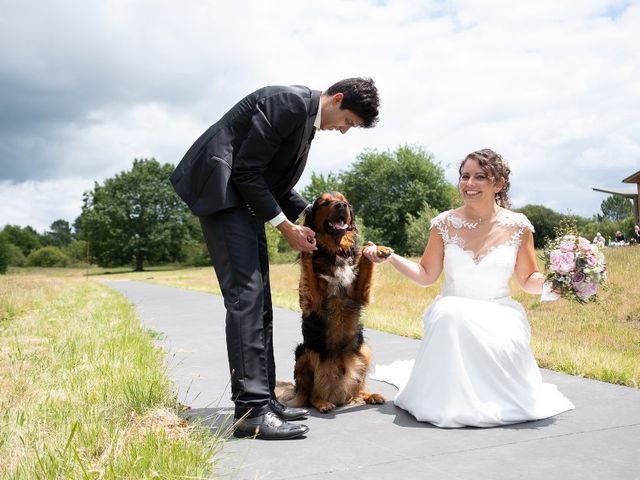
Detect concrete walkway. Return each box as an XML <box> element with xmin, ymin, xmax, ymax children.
<box><xmin>105</xmin><ymin>280</ymin><xmax>640</xmax><ymax>480</ymax></box>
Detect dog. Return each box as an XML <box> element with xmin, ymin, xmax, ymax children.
<box><xmin>276</xmin><ymin>192</ymin><xmax>393</xmax><ymax>413</ymax></box>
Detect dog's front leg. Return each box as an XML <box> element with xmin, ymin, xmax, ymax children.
<box><xmin>353</xmin><ymin>252</ymin><xmax>375</xmax><ymax>305</ymax></box>
<box><xmin>353</xmin><ymin>246</ymin><xmax>393</xmax><ymax>304</ymax></box>
<box><xmin>299</xmin><ymin>252</ymin><xmax>322</xmax><ymax>312</ymax></box>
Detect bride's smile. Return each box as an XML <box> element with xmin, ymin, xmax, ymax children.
<box><xmin>459</xmin><ymin>159</ymin><xmax>497</xmax><ymax>203</ymax></box>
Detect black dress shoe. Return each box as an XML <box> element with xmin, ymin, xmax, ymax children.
<box><xmin>233</xmin><ymin>411</ymin><xmax>309</xmax><ymax>440</ymax></box>
<box><xmin>269</xmin><ymin>399</ymin><xmax>309</xmax><ymax>421</ymax></box>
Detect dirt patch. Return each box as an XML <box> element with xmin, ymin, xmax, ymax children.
<box><xmin>128</xmin><ymin>408</ymin><xmax>191</xmax><ymax>440</ymax></box>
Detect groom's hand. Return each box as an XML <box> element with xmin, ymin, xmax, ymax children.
<box><xmin>277</xmin><ymin>220</ymin><xmax>317</xmax><ymax>253</ymax></box>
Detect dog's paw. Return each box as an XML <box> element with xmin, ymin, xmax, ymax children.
<box><xmin>367</xmin><ymin>393</ymin><xmax>386</xmax><ymax>405</ymax></box>
<box><xmin>376</xmin><ymin>246</ymin><xmax>394</xmax><ymax>259</ymax></box>
<box><xmin>356</xmin><ymin>391</ymin><xmax>386</xmax><ymax>405</ymax></box>
<box><xmin>315</xmin><ymin>401</ymin><xmax>336</xmax><ymax>413</ymax></box>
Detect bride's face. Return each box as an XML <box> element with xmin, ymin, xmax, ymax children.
<box><xmin>459</xmin><ymin>159</ymin><xmax>504</xmax><ymax>206</ymax></box>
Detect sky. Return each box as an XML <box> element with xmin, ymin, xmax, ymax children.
<box><xmin>1</xmin><ymin>0</ymin><xmax>639</xmax><ymax>233</ymax></box>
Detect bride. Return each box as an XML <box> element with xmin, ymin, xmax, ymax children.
<box><xmin>364</xmin><ymin>148</ymin><xmax>574</xmax><ymax>428</ymax></box>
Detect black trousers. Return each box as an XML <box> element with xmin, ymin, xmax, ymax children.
<box><xmin>199</xmin><ymin>206</ymin><xmax>275</xmax><ymax>418</ymax></box>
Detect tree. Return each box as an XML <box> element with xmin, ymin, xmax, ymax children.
<box><xmin>0</xmin><ymin>234</ymin><xmax>9</xmax><ymax>274</ymax></box>
<box><xmin>514</xmin><ymin>205</ymin><xmax>563</xmax><ymax>248</ymax></box>
<box><xmin>179</xmin><ymin>214</ymin><xmax>210</xmax><ymax>267</ymax></box>
<box><xmin>42</xmin><ymin>219</ymin><xmax>73</xmax><ymax>247</ymax></box>
<box><xmin>1</xmin><ymin>225</ymin><xmax>41</xmax><ymax>256</ymax></box>
<box><xmin>64</xmin><ymin>240</ymin><xmax>89</xmax><ymax>264</ymax></box>
<box><xmin>300</xmin><ymin>172</ymin><xmax>343</xmax><ymax>203</ymax></box>
<box><xmin>600</xmin><ymin>195</ymin><xmax>633</xmax><ymax>222</ymax></box>
<box><xmin>75</xmin><ymin>158</ymin><xmax>193</xmax><ymax>271</ymax></box>
<box><xmin>341</xmin><ymin>145</ymin><xmax>454</xmax><ymax>253</ymax></box>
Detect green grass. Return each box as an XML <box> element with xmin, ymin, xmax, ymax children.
<box><xmin>89</xmin><ymin>246</ymin><xmax>640</xmax><ymax>390</ymax></box>
<box><xmin>0</xmin><ymin>273</ymin><xmax>223</xmax><ymax>479</ymax></box>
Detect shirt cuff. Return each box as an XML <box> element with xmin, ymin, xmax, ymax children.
<box><xmin>268</xmin><ymin>212</ymin><xmax>287</xmax><ymax>227</ymax></box>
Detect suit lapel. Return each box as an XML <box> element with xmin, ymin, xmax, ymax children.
<box><xmin>294</xmin><ymin>90</ymin><xmax>320</xmax><ymax>161</ymax></box>
<box><xmin>286</xmin><ymin>90</ymin><xmax>321</xmax><ymax>190</ymax></box>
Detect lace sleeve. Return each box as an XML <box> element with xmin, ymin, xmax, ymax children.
<box><xmin>501</xmin><ymin>211</ymin><xmax>535</xmax><ymax>249</ymax></box>
<box><xmin>517</xmin><ymin>213</ymin><xmax>535</xmax><ymax>233</ymax></box>
<box><xmin>430</xmin><ymin>211</ymin><xmax>449</xmax><ymax>231</ymax></box>
<box><xmin>430</xmin><ymin>210</ymin><xmax>451</xmax><ymax>244</ymax></box>
<box><xmin>500</xmin><ymin>211</ymin><xmax>535</xmax><ymax>232</ymax></box>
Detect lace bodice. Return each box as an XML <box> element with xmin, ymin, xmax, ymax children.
<box><xmin>431</xmin><ymin>209</ymin><xmax>534</xmax><ymax>300</ymax></box>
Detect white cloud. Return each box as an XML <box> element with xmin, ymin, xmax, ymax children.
<box><xmin>56</xmin><ymin>102</ymin><xmax>207</xmax><ymax>178</ymax></box>
<box><xmin>0</xmin><ymin>0</ymin><xmax>638</xmax><ymax>229</ymax></box>
<box><xmin>0</xmin><ymin>178</ymin><xmax>93</xmax><ymax>233</ymax></box>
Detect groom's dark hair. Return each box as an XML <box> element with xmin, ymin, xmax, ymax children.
<box><xmin>326</xmin><ymin>77</ymin><xmax>380</xmax><ymax>128</ymax></box>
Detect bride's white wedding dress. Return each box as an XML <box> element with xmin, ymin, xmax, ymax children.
<box><xmin>370</xmin><ymin>209</ymin><xmax>574</xmax><ymax>428</ymax></box>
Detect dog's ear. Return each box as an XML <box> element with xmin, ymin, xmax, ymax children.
<box><xmin>303</xmin><ymin>200</ymin><xmax>318</xmax><ymax>229</ymax></box>
<box><xmin>348</xmin><ymin>203</ymin><xmax>358</xmax><ymax>233</ymax></box>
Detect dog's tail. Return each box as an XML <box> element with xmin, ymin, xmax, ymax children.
<box><xmin>275</xmin><ymin>381</ymin><xmax>307</xmax><ymax>408</ymax></box>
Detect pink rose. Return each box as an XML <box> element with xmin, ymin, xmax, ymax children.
<box><xmin>550</xmin><ymin>250</ymin><xmax>575</xmax><ymax>274</ymax></box>
<box><xmin>578</xmin><ymin>237</ymin><xmax>592</xmax><ymax>253</ymax></box>
<box><xmin>559</xmin><ymin>240</ymin><xmax>576</xmax><ymax>253</ymax></box>
<box><xmin>574</xmin><ymin>281</ymin><xmax>598</xmax><ymax>301</ymax></box>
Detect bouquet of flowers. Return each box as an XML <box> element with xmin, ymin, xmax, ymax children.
<box><xmin>543</xmin><ymin>228</ymin><xmax>607</xmax><ymax>303</ymax></box>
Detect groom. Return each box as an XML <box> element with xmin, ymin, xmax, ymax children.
<box><xmin>170</xmin><ymin>78</ymin><xmax>380</xmax><ymax>440</ymax></box>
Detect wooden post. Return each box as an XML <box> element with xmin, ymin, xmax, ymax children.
<box><xmin>635</xmin><ymin>182</ymin><xmax>640</xmax><ymax>225</ymax></box>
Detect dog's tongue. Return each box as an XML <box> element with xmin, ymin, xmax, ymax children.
<box><xmin>330</xmin><ymin>219</ymin><xmax>349</xmax><ymax>231</ymax></box>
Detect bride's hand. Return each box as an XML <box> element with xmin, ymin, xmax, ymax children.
<box><xmin>540</xmin><ymin>281</ymin><xmax>561</xmax><ymax>302</ymax></box>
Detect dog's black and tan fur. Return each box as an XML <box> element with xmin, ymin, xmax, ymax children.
<box><xmin>276</xmin><ymin>192</ymin><xmax>392</xmax><ymax>413</ymax></box>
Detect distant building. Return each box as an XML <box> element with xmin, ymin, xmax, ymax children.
<box><xmin>593</xmin><ymin>169</ymin><xmax>640</xmax><ymax>224</ymax></box>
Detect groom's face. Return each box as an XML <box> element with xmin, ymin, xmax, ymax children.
<box><xmin>320</xmin><ymin>93</ymin><xmax>363</xmax><ymax>134</ymax></box>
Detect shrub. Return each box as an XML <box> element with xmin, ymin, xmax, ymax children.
<box><xmin>577</xmin><ymin>217</ymin><xmax>635</xmax><ymax>246</ymax></box>
<box><xmin>266</xmin><ymin>224</ymin><xmax>281</xmax><ymax>262</ymax></box>
<box><xmin>6</xmin><ymin>243</ymin><xmax>26</xmax><ymax>267</ymax></box>
<box><xmin>182</xmin><ymin>242</ymin><xmax>211</xmax><ymax>267</ymax></box>
<box><xmin>26</xmin><ymin>246</ymin><xmax>71</xmax><ymax>267</ymax></box>
<box><xmin>405</xmin><ymin>204</ymin><xmax>439</xmax><ymax>257</ymax></box>
<box><xmin>265</xmin><ymin>225</ymin><xmax>301</xmax><ymax>264</ymax></box>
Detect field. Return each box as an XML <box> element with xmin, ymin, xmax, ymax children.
<box><xmin>89</xmin><ymin>246</ymin><xmax>640</xmax><ymax>389</ymax></box>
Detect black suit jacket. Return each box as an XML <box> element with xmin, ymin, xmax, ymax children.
<box><xmin>170</xmin><ymin>85</ymin><xmax>320</xmax><ymax>222</ymax></box>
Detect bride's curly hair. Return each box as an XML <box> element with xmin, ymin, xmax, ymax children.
<box><xmin>459</xmin><ymin>148</ymin><xmax>511</xmax><ymax>208</ymax></box>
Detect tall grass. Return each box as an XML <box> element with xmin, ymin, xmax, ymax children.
<box><xmin>92</xmin><ymin>246</ymin><xmax>640</xmax><ymax>389</ymax></box>
<box><xmin>0</xmin><ymin>274</ymin><xmax>222</xmax><ymax>479</ymax></box>
<box><xmin>520</xmin><ymin>247</ymin><xmax>640</xmax><ymax>388</ymax></box>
